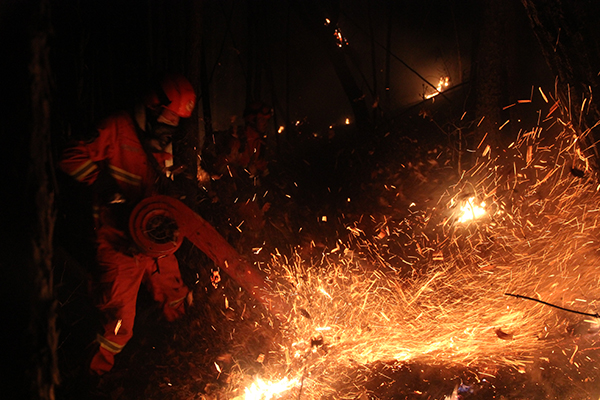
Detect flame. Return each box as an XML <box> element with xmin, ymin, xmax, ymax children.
<box><xmin>457</xmin><ymin>197</ymin><xmax>487</xmax><ymax>223</ymax></box>
<box><xmin>425</xmin><ymin>76</ymin><xmax>450</xmax><ymax>99</ymax></box>
<box><xmin>333</xmin><ymin>27</ymin><xmax>348</xmax><ymax>47</ymax></box>
<box><xmin>242</xmin><ymin>377</ymin><xmax>298</xmax><ymax>400</ymax></box>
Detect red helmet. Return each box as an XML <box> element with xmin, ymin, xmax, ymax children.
<box><xmin>145</xmin><ymin>73</ymin><xmax>196</xmax><ymax>121</ymax></box>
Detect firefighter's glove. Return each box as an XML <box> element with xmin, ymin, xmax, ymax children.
<box><xmin>108</xmin><ymin>193</ymin><xmax>126</xmax><ymax>204</ymax></box>
<box><xmin>106</xmin><ymin>202</ymin><xmax>133</xmax><ymax>234</ymax></box>
<box><xmin>93</xmin><ymin>170</ymin><xmax>125</xmax><ymax>206</ymax></box>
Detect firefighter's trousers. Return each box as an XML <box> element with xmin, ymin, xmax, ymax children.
<box><xmin>89</xmin><ymin>231</ymin><xmax>188</xmax><ymax>375</ymax></box>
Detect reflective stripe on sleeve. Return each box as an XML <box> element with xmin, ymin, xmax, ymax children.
<box><xmin>108</xmin><ymin>164</ymin><xmax>142</xmax><ymax>186</ymax></box>
<box><xmin>96</xmin><ymin>334</ymin><xmax>125</xmax><ymax>354</ymax></box>
<box><xmin>70</xmin><ymin>160</ymin><xmax>98</xmax><ymax>182</ymax></box>
<box><xmin>169</xmin><ymin>296</ymin><xmax>187</xmax><ymax>308</ymax></box>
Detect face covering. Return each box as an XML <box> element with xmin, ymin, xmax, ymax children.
<box><xmin>145</xmin><ymin>108</ymin><xmax>180</xmax><ymax>151</ymax></box>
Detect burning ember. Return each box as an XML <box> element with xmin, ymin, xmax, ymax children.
<box><xmin>456</xmin><ymin>196</ymin><xmax>487</xmax><ymax>223</ymax></box>
<box><xmin>425</xmin><ymin>76</ymin><xmax>450</xmax><ymax>99</ymax></box>
<box><xmin>235</xmin><ymin>377</ymin><xmax>298</xmax><ymax>400</ymax></box>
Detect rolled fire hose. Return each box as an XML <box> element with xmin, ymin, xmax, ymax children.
<box><xmin>129</xmin><ymin>195</ymin><xmax>287</xmax><ymax>320</ymax></box>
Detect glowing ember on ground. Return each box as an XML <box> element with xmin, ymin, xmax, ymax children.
<box><xmin>237</xmin><ymin>377</ymin><xmax>298</xmax><ymax>400</ymax></box>
<box><xmin>456</xmin><ymin>196</ymin><xmax>487</xmax><ymax>223</ymax></box>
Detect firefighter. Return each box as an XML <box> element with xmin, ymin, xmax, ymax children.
<box><xmin>59</xmin><ymin>73</ymin><xmax>196</xmax><ymax>375</ymax></box>
<box><xmin>215</xmin><ymin>100</ymin><xmax>273</xmax><ymax>180</ymax></box>
<box><xmin>211</xmin><ymin>101</ymin><xmax>273</xmax><ymax>249</ymax></box>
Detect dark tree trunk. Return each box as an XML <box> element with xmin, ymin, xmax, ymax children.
<box><xmin>245</xmin><ymin>0</ymin><xmax>258</xmax><ymax>104</ymax></box>
<box><xmin>30</xmin><ymin>0</ymin><xmax>60</xmax><ymax>398</ymax></box>
<box><xmin>471</xmin><ymin>0</ymin><xmax>506</xmax><ymax>152</ymax></box>
<box><xmin>521</xmin><ymin>0</ymin><xmax>600</xmax><ymax>161</ymax></box>
<box><xmin>244</xmin><ymin>0</ymin><xmax>273</xmax><ymax>104</ymax></box>
<box><xmin>294</xmin><ymin>0</ymin><xmax>372</xmax><ymax>133</ymax></box>
<box><xmin>468</xmin><ymin>0</ymin><xmax>522</xmax><ymax>158</ymax></box>
<box><xmin>368</xmin><ymin>0</ymin><xmax>379</xmax><ymax>124</ymax></box>
<box><xmin>186</xmin><ymin>0</ymin><xmax>210</xmax><ymax>177</ymax></box>
<box><xmin>199</xmin><ymin>23</ymin><xmax>213</xmax><ymax>148</ymax></box>
<box><xmin>384</xmin><ymin>2</ymin><xmax>393</xmax><ymax>112</ymax></box>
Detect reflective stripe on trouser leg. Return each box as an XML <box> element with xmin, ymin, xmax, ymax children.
<box><xmin>91</xmin><ymin>236</ymin><xmax>146</xmax><ymax>374</ymax></box>
<box><xmin>96</xmin><ymin>333</ymin><xmax>125</xmax><ymax>354</ymax></box>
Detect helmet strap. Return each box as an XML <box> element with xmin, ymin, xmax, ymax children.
<box><xmin>154</xmin><ymin>82</ymin><xmax>172</xmax><ymax>108</ymax></box>
<box><xmin>145</xmin><ymin>107</ymin><xmax>159</xmax><ymax>136</ymax></box>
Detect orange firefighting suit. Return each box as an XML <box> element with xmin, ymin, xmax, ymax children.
<box><xmin>214</xmin><ymin>124</ymin><xmax>268</xmax><ymax>179</ymax></box>
<box><xmin>59</xmin><ymin>111</ymin><xmax>189</xmax><ymax>375</ymax></box>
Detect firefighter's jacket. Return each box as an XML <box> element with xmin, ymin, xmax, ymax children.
<box><xmin>60</xmin><ymin>111</ymin><xmax>171</xmax><ymax>246</ymax></box>
<box><xmin>215</xmin><ymin>125</ymin><xmax>267</xmax><ymax>178</ymax></box>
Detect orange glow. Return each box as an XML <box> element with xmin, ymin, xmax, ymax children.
<box><xmin>238</xmin><ymin>377</ymin><xmax>298</xmax><ymax>400</ymax></box>
<box><xmin>457</xmin><ymin>197</ymin><xmax>487</xmax><ymax>223</ymax></box>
